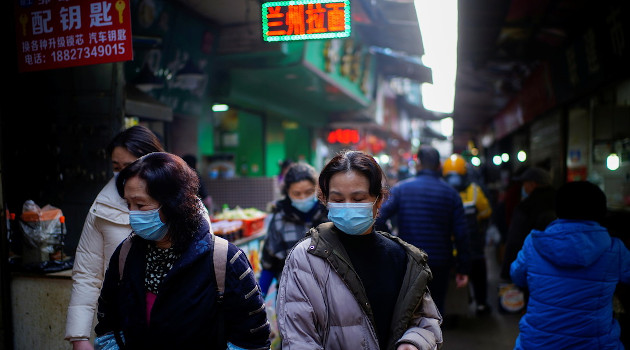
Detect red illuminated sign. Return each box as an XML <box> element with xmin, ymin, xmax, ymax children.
<box><xmin>14</xmin><ymin>0</ymin><xmax>133</xmax><ymax>72</ymax></box>
<box><xmin>262</xmin><ymin>0</ymin><xmax>351</xmax><ymax>42</ymax></box>
<box><xmin>328</xmin><ymin>129</ymin><xmax>359</xmax><ymax>144</ymax></box>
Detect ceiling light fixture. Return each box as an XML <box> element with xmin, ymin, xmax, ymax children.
<box><xmin>212</xmin><ymin>104</ymin><xmax>229</xmax><ymax>112</ymax></box>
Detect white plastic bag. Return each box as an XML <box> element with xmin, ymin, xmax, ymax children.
<box><xmin>19</xmin><ymin>200</ymin><xmax>62</xmax><ymax>252</ymax></box>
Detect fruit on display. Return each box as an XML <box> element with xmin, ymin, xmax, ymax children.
<box><xmin>214</xmin><ymin>206</ymin><xmax>266</xmax><ymax>220</ymax></box>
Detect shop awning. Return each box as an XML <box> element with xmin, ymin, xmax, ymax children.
<box><xmin>396</xmin><ymin>95</ymin><xmax>450</xmax><ymax>121</ymax></box>
<box><xmin>421</xmin><ymin>125</ymin><xmax>448</xmax><ymax>141</ymax></box>
<box><xmin>352</xmin><ymin>0</ymin><xmax>425</xmax><ymax>57</ymax></box>
<box><xmin>373</xmin><ymin>48</ymin><xmax>433</xmax><ymax>84</ymax></box>
<box><xmin>125</xmin><ymin>85</ymin><xmax>173</xmax><ymax>122</ymax></box>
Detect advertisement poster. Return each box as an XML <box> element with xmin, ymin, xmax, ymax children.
<box><xmin>15</xmin><ymin>0</ymin><xmax>133</xmax><ymax>72</ymax></box>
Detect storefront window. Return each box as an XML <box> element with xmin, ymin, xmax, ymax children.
<box><xmin>572</xmin><ymin>80</ymin><xmax>630</xmax><ymax>210</ymax></box>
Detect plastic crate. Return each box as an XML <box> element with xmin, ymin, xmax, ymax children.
<box><xmin>211</xmin><ymin>214</ymin><xmax>266</xmax><ymax>238</ymax></box>
<box><xmin>241</xmin><ymin>215</ymin><xmax>266</xmax><ymax>237</ymax></box>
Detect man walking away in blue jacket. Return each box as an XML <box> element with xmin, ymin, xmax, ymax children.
<box><xmin>375</xmin><ymin>145</ymin><xmax>470</xmax><ymax>318</ymax></box>
<box><xmin>511</xmin><ymin>181</ymin><xmax>630</xmax><ymax>350</ymax></box>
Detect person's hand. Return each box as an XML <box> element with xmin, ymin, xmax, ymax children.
<box><xmin>455</xmin><ymin>273</ymin><xmax>469</xmax><ymax>288</ymax></box>
<box><xmin>397</xmin><ymin>343</ymin><xmax>419</xmax><ymax>350</ymax></box>
<box><xmin>72</xmin><ymin>339</ymin><xmax>94</xmax><ymax>350</ymax></box>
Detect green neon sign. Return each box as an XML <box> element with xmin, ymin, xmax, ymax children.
<box><xmin>262</xmin><ymin>0</ymin><xmax>351</xmax><ymax>42</ymax></box>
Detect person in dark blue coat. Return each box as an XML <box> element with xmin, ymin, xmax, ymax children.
<box><xmin>511</xmin><ymin>181</ymin><xmax>630</xmax><ymax>349</ymax></box>
<box><xmin>375</xmin><ymin>145</ymin><xmax>470</xmax><ymax>316</ymax></box>
<box><xmin>95</xmin><ymin>152</ymin><xmax>270</xmax><ymax>349</ymax></box>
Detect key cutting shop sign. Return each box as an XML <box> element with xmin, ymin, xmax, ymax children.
<box><xmin>15</xmin><ymin>0</ymin><xmax>133</xmax><ymax>73</ymax></box>
<box><xmin>262</xmin><ymin>0</ymin><xmax>351</xmax><ymax>42</ymax></box>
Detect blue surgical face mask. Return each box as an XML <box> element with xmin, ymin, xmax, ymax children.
<box><xmin>129</xmin><ymin>207</ymin><xmax>168</xmax><ymax>241</ymax></box>
<box><xmin>327</xmin><ymin>199</ymin><xmax>377</xmax><ymax>235</ymax></box>
<box><xmin>521</xmin><ymin>186</ymin><xmax>529</xmax><ymax>200</ymax></box>
<box><xmin>291</xmin><ymin>194</ymin><xmax>317</xmax><ymax>213</ymax></box>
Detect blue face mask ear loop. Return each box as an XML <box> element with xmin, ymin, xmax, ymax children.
<box><xmin>373</xmin><ymin>196</ymin><xmax>379</xmax><ymax>219</ymax></box>
<box><xmin>156</xmin><ymin>206</ymin><xmax>166</xmax><ymax>226</ymax></box>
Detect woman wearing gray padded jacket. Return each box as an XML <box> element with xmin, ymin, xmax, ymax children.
<box><xmin>277</xmin><ymin>150</ymin><xmax>442</xmax><ymax>350</ymax></box>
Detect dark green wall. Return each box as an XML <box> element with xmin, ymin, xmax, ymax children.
<box><xmin>265</xmin><ymin>119</ymin><xmax>286</xmax><ymax>177</ymax></box>
<box><xmin>285</xmin><ymin>126</ymin><xmax>312</xmax><ymax>164</ymax></box>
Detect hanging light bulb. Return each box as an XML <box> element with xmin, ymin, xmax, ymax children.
<box><xmin>607</xmin><ymin>153</ymin><xmax>620</xmax><ymax>171</ymax></box>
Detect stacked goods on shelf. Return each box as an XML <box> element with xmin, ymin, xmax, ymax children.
<box><xmin>211</xmin><ymin>220</ymin><xmax>243</xmax><ymax>242</ymax></box>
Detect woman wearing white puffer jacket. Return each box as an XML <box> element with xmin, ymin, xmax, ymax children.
<box><xmin>64</xmin><ymin>126</ymin><xmax>163</xmax><ymax>350</ymax></box>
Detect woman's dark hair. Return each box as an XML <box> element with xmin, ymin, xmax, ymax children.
<box><xmin>282</xmin><ymin>162</ymin><xmax>317</xmax><ymax>196</ymax></box>
<box><xmin>116</xmin><ymin>152</ymin><xmax>203</xmax><ymax>252</ymax></box>
<box><xmin>318</xmin><ymin>150</ymin><xmax>388</xmax><ymax>201</ymax></box>
<box><xmin>556</xmin><ymin>181</ymin><xmax>607</xmax><ymax>224</ymax></box>
<box><xmin>107</xmin><ymin>125</ymin><xmax>164</xmax><ymax>158</ymax></box>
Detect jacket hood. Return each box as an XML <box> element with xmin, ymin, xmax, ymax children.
<box><xmin>531</xmin><ymin>219</ymin><xmax>611</xmax><ymax>268</ymax></box>
<box><xmin>91</xmin><ymin>177</ymin><xmax>130</xmax><ymax>224</ymax></box>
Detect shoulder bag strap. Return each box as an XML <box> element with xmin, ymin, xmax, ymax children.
<box><xmin>118</xmin><ymin>235</ymin><xmax>133</xmax><ymax>281</ymax></box>
<box><xmin>212</xmin><ymin>234</ymin><xmax>229</xmax><ymax>301</ymax></box>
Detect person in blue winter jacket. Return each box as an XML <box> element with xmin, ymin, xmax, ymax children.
<box><xmin>375</xmin><ymin>145</ymin><xmax>470</xmax><ymax>316</ymax></box>
<box><xmin>511</xmin><ymin>181</ymin><xmax>630</xmax><ymax>349</ymax></box>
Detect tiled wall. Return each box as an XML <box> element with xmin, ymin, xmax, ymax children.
<box><xmin>204</xmin><ymin>177</ymin><xmax>279</xmax><ymax>213</ymax></box>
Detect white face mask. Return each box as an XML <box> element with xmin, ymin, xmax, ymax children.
<box><xmin>327</xmin><ymin>199</ymin><xmax>377</xmax><ymax>235</ymax></box>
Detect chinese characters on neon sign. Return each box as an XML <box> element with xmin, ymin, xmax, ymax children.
<box><xmin>327</xmin><ymin>129</ymin><xmax>359</xmax><ymax>144</ymax></box>
<box><xmin>14</xmin><ymin>0</ymin><xmax>133</xmax><ymax>72</ymax></box>
<box><xmin>262</xmin><ymin>0</ymin><xmax>350</xmax><ymax>42</ymax></box>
